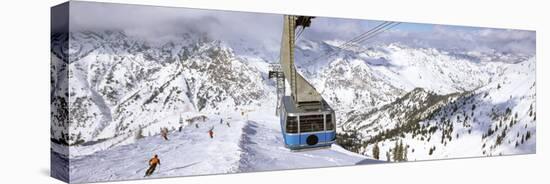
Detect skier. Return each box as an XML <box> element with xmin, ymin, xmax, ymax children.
<box><xmin>220</xmin><ymin>118</ymin><xmax>223</xmax><ymax>125</ymax></box>
<box><xmin>178</xmin><ymin>125</ymin><xmax>183</xmax><ymax>132</ymax></box>
<box><xmin>161</xmin><ymin>127</ymin><xmax>169</xmax><ymax>141</ymax></box>
<box><xmin>208</xmin><ymin>127</ymin><xmax>214</xmax><ymax>139</ymax></box>
<box><xmin>226</xmin><ymin>122</ymin><xmax>231</xmax><ymax>128</ymax></box>
<box><xmin>195</xmin><ymin>123</ymin><xmax>199</xmax><ymax>128</ymax></box>
<box><xmin>144</xmin><ymin>154</ymin><xmax>160</xmax><ymax>177</ymax></box>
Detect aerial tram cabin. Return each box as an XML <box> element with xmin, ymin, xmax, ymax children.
<box><xmin>270</xmin><ymin>15</ymin><xmax>336</xmax><ymax>150</ymax></box>
<box><xmin>279</xmin><ymin>96</ymin><xmax>336</xmax><ymax>149</ymax></box>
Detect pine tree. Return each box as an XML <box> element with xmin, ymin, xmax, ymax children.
<box><xmin>373</xmin><ymin>143</ymin><xmax>380</xmax><ymax>160</ymax></box>
<box><xmin>393</xmin><ymin>141</ymin><xmax>399</xmax><ymax>161</ymax></box>
<box><xmin>403</xmin><ymin>145</ymin><xmax>408</xmax><ymax>161</ymax></box>
<box><xmin>397</xmin><ymin>141</ymin><xmax>404</xmax><ymax>161</ymax></box>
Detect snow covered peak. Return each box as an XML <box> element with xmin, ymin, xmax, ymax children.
<box><xmin>51</xmin><ymin>31</ymin><xmax>273</xmax><ymax>148</ymax></box>
<box><xmin>51</xmin><ymin>31</ymin><xmax>535</xmax><ymax>162</ymax></box>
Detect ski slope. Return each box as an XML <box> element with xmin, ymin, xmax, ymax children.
<box><xmin>64</xmin><ymin>112</ymin><xmax>381</xmax><ymax>183</ymax></box>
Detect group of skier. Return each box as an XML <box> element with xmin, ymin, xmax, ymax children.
<box><xmin>144</xmin><ymin>117</ymin><xmax>231</xmax><ymax>177</ymax></box>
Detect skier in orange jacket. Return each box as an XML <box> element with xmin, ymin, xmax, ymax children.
<box><xmin>145</xmin><ymin>154</ymin><xmax>160</xmax><ymax>177</ymax></box>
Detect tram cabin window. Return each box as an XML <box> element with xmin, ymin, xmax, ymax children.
<box><xmin>326</xmin><ymin>114</ymin><xmax>334</xmax><ymax>130</ymax></box>
<box><xmin>299</xmin><ymin>114</ymin><xmax>324</xmax><ymax>132</ymax></box>
<box><xmin>286</xmin><ymin>116</ymin><xmax>298</xmax><ymax>133</ymax></box>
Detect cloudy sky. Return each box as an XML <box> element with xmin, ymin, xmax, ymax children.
<box><xmin>68</xmin><ymin>1</ymin><xmax>536</xmax><ymax>56</ymax></box>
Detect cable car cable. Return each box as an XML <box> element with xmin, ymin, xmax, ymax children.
<box><xmin>356</xmin><ymin>22</ymin><xmax>401</xmax><ymax>45</ymax></box>
<box><xmin>295</xmin><ymin>17</ymin><xmax>309</xmax><ymax>41</ymax></box>
<box><xmin>306</xmin><ymin>21</ymin><xmax>397</xmax><ymax>63</ymax></box>
<box><xmin>352</xmin><ymin>22</ymin><xmax>401</xmax><ymax>53</ymax></box>
<box><xmin>336</xmin><ymin>21</ymin><xmax>393</xmax><ymax>50</ymax></box>
<box><xmin>341</xmin><ymin>22</ymin><xmax>398</xmax><ymax>49</ymax></box>
<box><xmin>307</xmin><ymin>21</ymin><xmax>393</xmax><ymax>61</ymax></box>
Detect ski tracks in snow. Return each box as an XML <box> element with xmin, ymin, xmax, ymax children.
<box><xmin>66</xmin><ymin>117</ymin><xmax>379</xmax><ymax>183</ymax></box>
<box><xmin>236</xmin><ymin>120</ymin><xmax>377</xmax><ymax>172</ymax></box>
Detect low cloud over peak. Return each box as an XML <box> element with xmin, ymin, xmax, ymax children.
<box><xmin>69</xmin><ymin>1</ymin><xmax>535</xmax><ymax>57</ymax></box>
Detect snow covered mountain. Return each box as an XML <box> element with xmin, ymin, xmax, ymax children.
<box><xmin>51</xmin><ymin>30</ymin><xmax>535</xmax><ymax>165</ymax></box>
<box><xmin>295</xmin><ymin>41</ymin><xmax>512</xmax><ymax>112</ymax></box>
<box><xmin>51</xmin><ymin>31</ymin><xmax>273</xmax><ymax>149</ymax></box>
<box><xmin>293</xmin><ymin>40</ymin><xmax>536</xmax><ymax>161</ymax></box>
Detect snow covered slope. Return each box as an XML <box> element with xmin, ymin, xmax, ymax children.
<box><xmin>51</xmin><ymin>29</ymin><xmax>535</xmax><ymax>173</ymax></box>
<box><xmin>338</xmin><ymin>58</ymin><xmax>535</xmax><ymax>161</ymax></box>
<box><xmin>62</xmin><ymin>111</ymin><xmax>378</xmax><ymax>183</ymax></box>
